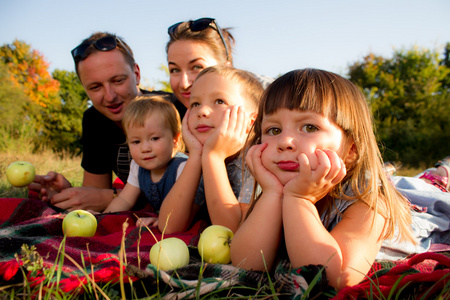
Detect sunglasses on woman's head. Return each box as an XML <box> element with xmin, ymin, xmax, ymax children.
<box><xmin>168</xmin><ymin>17</ymin><xmax>229</xmax><ymax>60</ymax></box>
<box><xmin>71</xmin><ymin>35</ymin><xmax>132</xmax><ymax>63</ymax></box>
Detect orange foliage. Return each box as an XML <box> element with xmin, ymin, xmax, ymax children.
<box><xmin>0</xmin><ymin>40</ymin><xmax>60</xmax><ymax>108</ymax></box>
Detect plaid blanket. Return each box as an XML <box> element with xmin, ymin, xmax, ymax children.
<box><xmin>0</xmin><ymin>198</ymin><xmax>448</xmax><ymax>299</ymax></box>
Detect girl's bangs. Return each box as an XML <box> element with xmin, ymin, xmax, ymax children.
<box><xmin>262</xmin><ymin>70</ymin><xmax>337</xmax><ymax>120</ymax></box>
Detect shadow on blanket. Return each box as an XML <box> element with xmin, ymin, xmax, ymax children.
<box><xmin>0</xmin><ymin>198</ymin><xmax>448</xmax><ymax>299</ymax></box>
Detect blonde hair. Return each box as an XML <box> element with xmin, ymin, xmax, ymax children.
<box><xmin>122</xmin><ymin>95</ymin><xmax>184</xmax><ymax>153</ymax></box>
<box><xmin>195</xmin><ymin>65</ymin><xmax>264</xmax><ymax>112</ymax></box>
<box><xmin>246</xmin><ymin>69</ymin><xmax>414</xmax><ymax>243</ymax></box>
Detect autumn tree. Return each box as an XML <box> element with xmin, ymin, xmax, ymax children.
<box><xmin>0</xmin><ymin>40</ymin><xmax>59</xmax><ymax>110</ymax></box>
<box><xmin>348</xmin><ymin>45</ymin><xmax>450</xmax><ymax>167</ymax></box>
<box><xmin>0</xmin><ymin>61</ymin><xmax>30</xmax><ymax>130</ymax></box>
<box><xmin>38</xmin><ymin>69</ymin><xmax>89</xmax><ymax>154</ymax></box>
<box><xmin>0</xmin><ymin>40</ymin><xmax>88</xmax><ymax>154</ymax></box>
<box><xmin>0</xmin><ymin>59</ymin><xmax>43</xmax><ymax>153</ymax></box>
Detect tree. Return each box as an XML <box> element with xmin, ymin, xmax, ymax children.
<box><xmin>0</xmin><ymin>61</ymin><xmax>31</xmax><ymax>129</ymax></box>
<box><xmin>440</xmin><ymin>42</ymin><xmax>450</xmax><ymax>91</ymax></box>
<box><xmin>348</xmin><ymin>45</ymin><xmax>450</xmax><ymax>167</ymax></box>
<box><xmin>0</xmin><ymin>40</ymin><xmax>59</xmax><ymax>110</ymax></box>
<box><xmin>158</xmin><ymin>64</ymin><xmax>173</xmax><ymax>92</ymax></box>
<box><xmin>0</xmin><ymin>40</ymin><xmax>88</xmax><ymax>155</ymax></box>
<box><xmin>39</xmin><ymin>69</ymin><xmax>89</xmax><ymax>154</ymax></box>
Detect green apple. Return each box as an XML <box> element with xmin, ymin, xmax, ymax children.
<box><xmin>150</xmin><ymin>237</ymin><xmax>190</xmax><ymax>271</ymax></box>
<box><xmin>62</xmin><ymin>210</ymin><xmax>97</xmax><ymax>237</ymax></box>
<box><xmin>6</xmin><ymin>161</ymin><xmax>36</xmax><ymax>187</ymax></box>
<box><xmin>198</xmin><ymin>225</ymin><xmax>234</xmax><ymax>264</ymax></box>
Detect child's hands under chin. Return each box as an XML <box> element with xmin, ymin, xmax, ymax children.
<box><xmin>246</xmin><ymin>143</ymin><xmax>283</xmax><ymax>197</ymax></box>
<box><xmin>203</xmin><ymin>105</ymin><xmax>249</xmax><ymax>160</ymax></box>
<box><xmin>182</xmin><ymin>109</ymin><xmax>203</xmax><ymax>156</ymax></box>
<box><xmin>283</xmin><ymin>149</ymin><xmax>347</xmax><ymax>204</ymax></box>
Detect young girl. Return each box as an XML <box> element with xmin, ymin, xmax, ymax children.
<box><xmin>159</xmin><ymin>66</ymin><xmax>264</xmax><ymax>234</ymax></box>
<box><xmin>104</xmin><ymin>95</ymin><xmax>202</xmax><ymax>231</ymax></box>
<box><xmin>230</xmin><ymin>69</ymin><xmax>415</xmax><ymax>290</ymax></box>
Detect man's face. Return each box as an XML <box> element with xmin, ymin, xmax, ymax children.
<box><xmin>78</xmin><ymin>49</ymin><xmax>141</xmax><ymax>124</ymax></box>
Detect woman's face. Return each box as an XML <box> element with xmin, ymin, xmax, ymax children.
<box><xmin>167</xmin><ymin>40</ymin><xmax>220</xmax><ymax>108</ymax></box>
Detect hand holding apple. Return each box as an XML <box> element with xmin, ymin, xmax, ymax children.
<box><xmin>62</xmin><ymin>210</ymin><xmax>97</xmax><ymax>237</ymax></box>
<box><xmin>198</xmin><ymin>225</ymin><xmax>234</xmax><ymax>264</ymax></box>
<box><xmin>150</xmin><ymin>237</ymin><xmax>190</xmax><ymax>271</ymax></box>
<box><xmin>6</xmin><ymin>161</ymin><xmax>36</xmax><ymax>187</ymax></box>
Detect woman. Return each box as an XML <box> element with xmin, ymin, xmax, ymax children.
<box><xmin>166</xmin><ymin>17</ymin><xmax>272</xmax><ymax>118</ymax></box>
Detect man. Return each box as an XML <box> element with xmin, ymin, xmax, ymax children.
<box><xmin>30</xmin><ymin>32</ymin><xmax>176</xmax><ymax>211</ymax></box>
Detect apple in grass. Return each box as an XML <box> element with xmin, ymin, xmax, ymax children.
<box><xmin>150</xmin><ymin>237</ymin><xmax>190</xmax><ymax>271</ymax></box>
<box><xmin>62</xmin><ymin>210</ymin><xmax>97</xmax><ymax>237</ymax></box>
<box><xmin>198</xmin><ymin>225</ymin><xmax>234</xmax><ymax>264</ymax></box>
<box><xmin>6</xmin><ymin>161</ymin><xmax>36</xmax><ymax>187</ymax></box>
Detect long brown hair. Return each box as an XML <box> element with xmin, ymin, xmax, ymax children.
<box><xmin>246</xmin><ymin>69</ymin><xmax>414</xmax><ymax>243</ymax></box>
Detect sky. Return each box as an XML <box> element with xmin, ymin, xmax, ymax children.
<box><xmin>1</xmin><ymin>0</ymin><xmax>449</xmax><ymax>90</ymax></box>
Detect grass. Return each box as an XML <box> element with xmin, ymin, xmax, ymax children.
<box><xmin>2</xmin><ymin>236</ymin><xmax>448</xmax><ymax>299</ymax></box>
<box><xmin>0</xmin><ymin>140</ymin><xmax>448</xmax><ymax>299</ymax></box>
<box><xmin>0</xmin><ymin>150</ymin><xmax>83</xmax><ymax>198</ymax></box>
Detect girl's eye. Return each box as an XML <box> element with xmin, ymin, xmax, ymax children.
<box><xmin>215</xmin><ymin>99</ymin><xmax>226</xmax><ymax>105</ymax></box>
<box><xmin>130</xmin><ymin>140</ymin><xmax>140</xmax><ymax>145</ymax></box>
<box><xmin>301</xmin><ymin>124</ymin><xmax>318</xmax><ymax>133</ymax></box>
<box><xmin>151</xmin><ymin>137</ymin><xmax>160</xmax><ymax>141</ymax></box>
<box><xmin>190</xmin><ymin>102</ymin><xmax>200</xmax><ymax>109</ymax></box>
<box><xmin>169</xmin><ymin>68</ymin><xmax>180</xmax><ymax>74</ymax></box>
<box><xmin>266</xmin><ymin>127</ymin><xmax>281</xmax><ymax>136</ymax></box>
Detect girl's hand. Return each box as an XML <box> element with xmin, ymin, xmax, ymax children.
<box><xmin>137</xmin><ymin>217</ymin><xmax>159</xmax><ymax>228</ymax></box>
<box><xmin>246</xmin><ymin>143</ymin><xmax>283</xmax><ymax>196</ymax></box>
<box><xmin>203</xmin><ymin>105</ymin><xmax>248</xmax><ymax>160</ymax></box>
<box><xmin>182</xmin><ymin>109</ymin><xmax>203</xmax><ymax>157</ymax></box>
<box><xmin>284</xmin><ymin>149</ymin><xmax>346</xmax><ymax>204</ymax></box>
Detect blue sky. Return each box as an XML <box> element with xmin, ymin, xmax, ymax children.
<box><xmin>1</xmin><ymin>0</ymin><xmax>449</xmax><ymax>90</ymax></box>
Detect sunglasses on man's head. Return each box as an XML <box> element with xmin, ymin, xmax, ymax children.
<box><xmin>71</xmin><ymin>35</ymin><xmax>132</xmax><ymax>63</ymax></box>
<box><xmin>168</xmin><ymin>17</ymin><xmax>229</xmax><ymax>60</ymax></box>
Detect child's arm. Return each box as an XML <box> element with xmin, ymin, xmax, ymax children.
<box><xmin>282</xmin><ymin>149</ymin><xmax>385</xmax><ymax>290</ymax></box>
<box><xmin>104</xmin><ymin>159</ymin><xmax>141</xmax><ymax>213</ymax></box>
<box><xmin>230</xmin><ymin>143</ymin><xmax>284</xmax><ymax>270</ymax></box>
<box><xmin>103</xmin><ymin>183</ymin><xmax>141</xmax><ymax>213</ymax></box>
<box><xmin>158</xmin><ymin>111</ymin><xmax>203</xmax><ymax>234</ymax></box>
<box><xmin>201</xmin><ymin>106</ymin><xmax>249</xmax><ymax>232</ymax></box>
